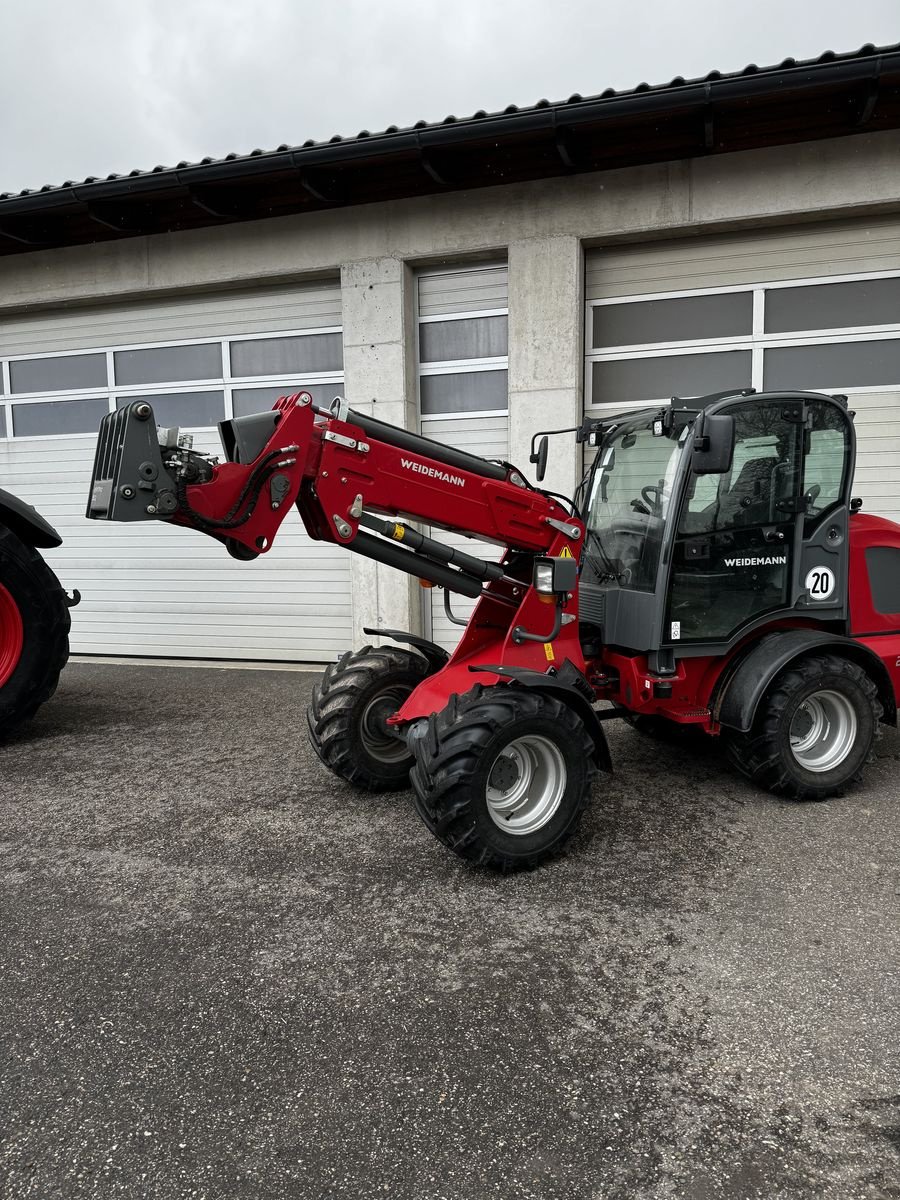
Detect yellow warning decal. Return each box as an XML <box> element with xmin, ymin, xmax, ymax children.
<box><xmin>392</xmin><ymin>523</ymin><xmax>405</xmax><ymax>541</ymax></box>
<box><xmin>544</xmin><ymin>642</ymin><xmax>555</xmax><ymax>662</ymax></box>
<box><xmin>559</xmin><ymin>545</ymin><xmax>573</xmax><ymax>558</ymax></box>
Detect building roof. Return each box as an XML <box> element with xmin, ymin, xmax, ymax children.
<box><xmin>2</xmin><ymin>42</ymin><xmax>899</xmax><ymax>258</ymax></box>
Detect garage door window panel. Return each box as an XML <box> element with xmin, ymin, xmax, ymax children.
<box><xmin>12</xmin><ymin>397</ymin><xmax>110</xmax><ymax>437</ymax></box>
<box><xmin>116</xmin><ymin>390</ymin><xmax>225</xmax><ymax>428</ymax></box>
<box><xmin>590</xmin><ymin>351</ymin><xmax>752</xmax><ymax>406</ymax></box>
<box><xmin>229</xmin><ymin>333</ymin><xmax>343</xmax><ymax>378</ymax></box>
<box><xmin>420</xmin><ymin>369</ymin><xmax>508</xmax><ymax>416</ymax></box>
<box><xmin>114</xmin><ymin>343</ymin><xmax>221</xmax><ymax>387</ymax></box>
<box><xmin>10</xmin><ymin>353</ymin><xmax>107</xmax><ymax>395</ymax></box>
<box><xmin>765</xmin><ymin>277</ymin><xmax>900</xmax><ymax>334</ymax></box>
<box><xmin>419</xmin><ymin>316</ymin><xmax>508</xmax><ymax>364</ymax></box>
<box><xmin>592</xmin><ymin>292</ymin><xmax>751</xmax><ymax>349</ymax></box>
<box><xmin>763</xmin><ymin>338</ymin><xmax>900</xmax><ymax>391</ymax></box>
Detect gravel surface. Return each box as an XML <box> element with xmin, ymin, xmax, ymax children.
<box><xmin>1</xmin><ymin>660</ymin><xmax>898</xmax><ymax>1200</ymax></box>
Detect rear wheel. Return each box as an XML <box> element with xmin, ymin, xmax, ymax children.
<box><xmin>307</xmin><ymin>645</ymin><xmax>431</xmax><ymax>791</ymax></box>
<box><xmin>410</xmin><ymin>685</ymin><xmax>598</xmax><ymax>871</ymax></box>
<box><xmin>725</xmin><ymin>654</ymin><xmax>881</xmax><ymax>801</ymax></box>
<box><xmin>0</xmin><ymin>525</ymin><xmax>71</xmax><ymax>738</ymax></box>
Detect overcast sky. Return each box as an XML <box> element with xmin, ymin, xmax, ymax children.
<box><xmin>2</xmin><ymin>0</ymin><xmax>898</xmax><ymax>195</ymax></box>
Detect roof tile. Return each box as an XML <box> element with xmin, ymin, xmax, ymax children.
<box><xmin>3</xmin><ymin>41</ymin><xmax>899</xmax><ymax>202</ymax></box>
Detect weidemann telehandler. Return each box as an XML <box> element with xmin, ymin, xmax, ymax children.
<box><xmin>87</xmin><ymin>387</ymin><xmax>900</xmax><ymax>869</ymax></box>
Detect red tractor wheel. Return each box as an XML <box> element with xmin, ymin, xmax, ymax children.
<box><xmin>0</xmin><ymin>582</ymin><xmax>25</xmax><ymax>688</ymax></box>
<box><xmin>0</xmin><ymin>525</ymin><xmax>71</xmax><ymax>739</ymax></box>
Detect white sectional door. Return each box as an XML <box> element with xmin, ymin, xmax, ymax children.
<box><xmin>0</xmin><ymin>280</ymin><xmax>354</xmax><ymax>662</ymax></box>
<box><xmin>416</xmin><ymin>265</ymin><xmax>509</xmax><ymax>651</ymax></box>
<box><xmin>585</xmin><ymin>217</ymin><xmax>900</xmax><ymax>524</ymax></box>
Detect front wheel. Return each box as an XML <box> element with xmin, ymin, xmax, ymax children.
<box><xmin>725</xmin><ymin>653</ymin><xmax>881</xmax><ymax>801</ymax></box>
<box><xmin>410</xmin><ymin>685</ymin><xmax>599</xmax><ymax>871</ymax></box>
<box><xmin>307</xmin><ymin>645</ymin><xmax>431</xmax><ymax>791</ymax></box>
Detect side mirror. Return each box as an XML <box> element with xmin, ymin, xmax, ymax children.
<box><xmin>530</xmin><ymin>434</ymin><xmax>549</xmax><ymax>482</ymax></box>
<box><xmin>692</xmin><ymin>413</ymin><xmax>735</xmax><ymax>475</ymax></box>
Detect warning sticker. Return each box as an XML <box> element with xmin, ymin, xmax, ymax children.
<box><xmin>559</xmin><ymin>545</ymin><xmax>573</xmax><ymax>558</ymax></box>
<box><xmin>544</xmin><ymin>643</ymin><xmax>556</xmax><ymax>662</ymax></box>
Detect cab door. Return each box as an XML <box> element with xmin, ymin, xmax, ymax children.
<box><xmin>665</xmin><ymin>398</ymin><xmax>806</xmax><ymax>645</ymax></box>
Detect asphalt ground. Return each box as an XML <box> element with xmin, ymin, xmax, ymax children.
<box><xmin>1</xmin><ymin>661</ymin><xmax>899</xmax><ymax>1200</ymax></box>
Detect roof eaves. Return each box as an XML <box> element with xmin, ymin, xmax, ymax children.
<box><xmin>0</xmin><ymin>41</ymin><xmax>897</xmax><ymax>215</ymax></box>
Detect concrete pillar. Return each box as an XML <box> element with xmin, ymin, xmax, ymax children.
<box><xmin>507</xmin><ymin>236</ymin><xmax>584</xmax><ymax>500</ymax></box>
<box><xmin>340</xmin><ymin>257</ymin><xmax>420</xmax><ymax>646</ymax></box>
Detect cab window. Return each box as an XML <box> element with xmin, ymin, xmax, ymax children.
<box><xmin>803</xmin><ymin>402</ymin><xmax>851</xmax><ymax>533</ymax></box>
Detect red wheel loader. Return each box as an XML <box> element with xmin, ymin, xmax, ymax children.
<box><xmin>86</xmin><ymin>389</ymin><xmax>900</xmax><ymax>869</ymax></box>
<box><xmin>0</xmin><ymin>490</ymin><xmax>72</xmax><ymax>737</ymax></box>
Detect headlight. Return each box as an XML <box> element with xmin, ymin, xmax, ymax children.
<box><xmin>533</xmin><ymin>555</ymin><xmax>577</xmax><ymax>595</ymax></box>
<box><xmin>534</xmin><ymin>559</ymin><xmax>555</xmax><ymax>594</ymax></box>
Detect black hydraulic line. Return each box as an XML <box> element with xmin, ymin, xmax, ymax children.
<box><xmin>351</xmin><ymin>530</ymin><xmax>484</xmax><ymax>598</ymax></box>
<box><xmin>175</xmin><ymin>447</ymin><xmax>286</xmax><ymax>531</ymax></box>
<box><xmin>358</xmin><ymin>513</ymin><xmax>506</xmax><ymax>581</ymax></box>
<box><xmin>346</xmin><ymin>408</ymin><xmax>508</xmax><ymax>482</ymax></box>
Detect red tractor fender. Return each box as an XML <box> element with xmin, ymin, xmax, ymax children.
<box><xmin>0</xmin><ymin>488</ymin><xmax>62</xmax><ymax>549</ymax></box>
<box><xmin>471</xmin><ymin>660</ymin><xmax>614</xmax><ymax>772</ymax></box>
<box><xmin>713</xmin><ymin>628</ymin><xmax>898</xmax><ymax>732</ymax></box>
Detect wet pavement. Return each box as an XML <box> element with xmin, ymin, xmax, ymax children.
<box><xmin>1</xmin><ymin>661</ymin><xmax>898</xmax><ymax>1199</ymax></box>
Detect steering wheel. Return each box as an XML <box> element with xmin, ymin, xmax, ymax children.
<box><xmin>641</xmin><ymin>484</ymin><xmax>666</xmax><ymax>516</ymax></box>
<box><xmin>607</xmin><ymin>515</ymin><xmax>666</xmax><ymax>540</ymax></box>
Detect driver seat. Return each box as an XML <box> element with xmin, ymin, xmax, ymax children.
<box><xmin>717</xmin><ymin>457</ymin><xmax>776</xmax><ymax>526</ymax></box>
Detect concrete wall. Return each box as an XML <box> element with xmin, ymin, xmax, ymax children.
<box><xmin>5</xmin><ymin>130</ymin><xmax>900</xmax><ymax>316</ymax></box>
<box><xmin>4</xmin><ymin>128</ymin><xmax>900</xmax><ymax>645</ymax></box>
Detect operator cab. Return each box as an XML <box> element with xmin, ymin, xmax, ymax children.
<box><xmin>580</xmin><ymin>390</ymin><xmax>855</xmax><ymax>666</ymax></box>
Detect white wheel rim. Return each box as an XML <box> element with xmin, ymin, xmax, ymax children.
<box><xmin>486</xmin><ymin>735</ymin><xmax>567</xmax><ymax>835</ymax></box>
<box><xmin>789</xmin><ymin>689</ymin><xmax>858</xmax><ymax>773</ymax></box>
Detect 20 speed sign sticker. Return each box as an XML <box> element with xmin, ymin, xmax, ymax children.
<box><xmin>805</xmin><ymin>566</ymin><xmax>836</xmax><ymax>600</ymax></box>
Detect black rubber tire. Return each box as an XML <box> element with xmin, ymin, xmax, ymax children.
<box><xmin>307</xmin><ymin>645</ymin><xmax>431</xmax><ymax>791</ymax></box>
<box><xmin>410</xmin><ymin>684</ymin><xmax>598</xmax><ymax>871</ymax></box>
<box><xmin>724</xmin><ymin>653</ymin><xmax>882</xmax><ymax>801</ymax></box>
<box><xmin>0</xmin><ymin>525</ymin><xmax>71</xmax><ymax>739</ymax></box>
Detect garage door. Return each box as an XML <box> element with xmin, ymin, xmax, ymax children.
<box><xmin>585</xmin><ymin>217</ymin><xmax>900</xmax><ymax>523</ymax></box>
<box><xmin>0</xmin><ymin>280</ymin><xmax>353</xmax><ymax>661</ymax></box>
<box><xmin>416</xmin><ymin>265</ymin><xmax>508</xmax><ymax>651</ymax></box>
